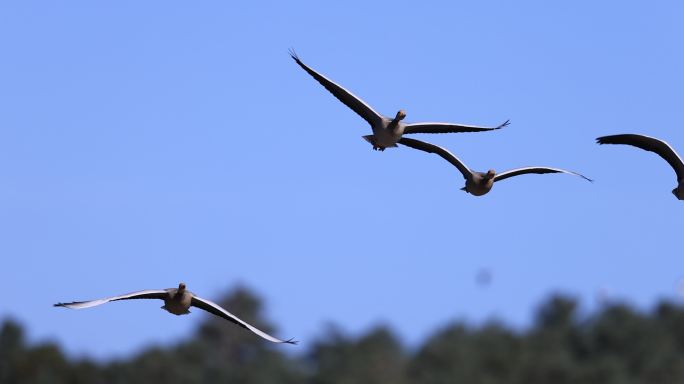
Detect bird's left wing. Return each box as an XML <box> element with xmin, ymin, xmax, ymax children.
<box><xmin>191</xmin><ymin>296</ymin><xmax>298</xmax><ymax>344</ymax></box>
<box><xmin>54</xmin><ymin>290</ymin><xmax>168</xmax><ymax>309</ymax></box>
<box><xmin>493</xmin><ymin>167</ymin><xmax>592</xmax><ymax>183</ymax></box>
<box><xmin>403</xmin><ymin>119</ymin><xmax>509</xmax><ymax>134</ymax></box>
<box><xmin>398</xmin><ymin>137</ymin><xmax>473</xmax><ymax>180</ymax></box>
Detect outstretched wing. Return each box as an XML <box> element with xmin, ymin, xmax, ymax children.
<box><xmin>290</xmin><ymin>50</ymin><xmax>383</xmax><ymax>127</ymax></box>
<box><xmin>404</xmin><ymin>119</ymin><xmax>509</xmax><ymax>134</ymax></box>
<box><xmin>398</xmin><ymin>137</ymin><xmax>472</xmax><ymax>180</ymax></box>
<box><xmin>494</xmin><ymin>167</ymin><xmax>592</xmax><ymax>183</ymax></box>
<box><xmin>54</xmin><ymin>290</ymin><xmax>168</xmax><ymax>309</ymax></box>
<box><xmin>596</xmin><ymin>134</ymin><xmax>684</xmax><ymax>181</ymax></box>
<box><xmin>191</xmin><ymin>296</ymin><xmax>297</xmax><ymax>344</ymax></box>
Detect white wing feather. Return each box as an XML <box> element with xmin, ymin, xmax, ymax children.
<box><xmin>54</xmin><ymin>289</ymin><xmax>168</xmax><ymax>309</ymax></box>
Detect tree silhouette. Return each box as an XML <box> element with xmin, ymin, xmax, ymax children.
<box><xmin>3</xmin><ymin>289</ymin><xmax>684</xmax><ymax>383</ymax></box>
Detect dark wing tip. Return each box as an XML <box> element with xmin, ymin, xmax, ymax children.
<box><xmin>288</xmin><ymin>48</ymin><xmax>300</xmax><ymax>62</ymax></box>
<box><xmin>554</xmin><ymin>169</ymin><xmax>593</xmax><ymax>183</ymax></box>
<box><xmin>498</xmin><ymin>119</ymin><xmax>511</xmax><ymax>129</ymax></box>
<box><xmin>54</xmin><ymin>302</ymin><xmax>68</xmax><ymax>307</ymax></box>
<box><xmin>596</xmin><ymin>134</ymin><xmax>632</xmax><ymax>145</ymax></box>
<box><xmin>284</xmin><ymin>337</ymin><xmax>299</xmax><ymax>345</ymax></box>
<box><xmin>596</xmin><ymin>136</ymin><xmax>610</xmax><ymax>145</ymax></box>
<box><xmin>564</xmin><ymin>170</ymin><xmax>593</xmax><ymax>183</ymax></box>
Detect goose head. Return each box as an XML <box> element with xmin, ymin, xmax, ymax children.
<box><xmin>484</xmin><ymin>169</ymin><xmax>496</xmax><ymax>180</ymax></box>
<box><xmin>178</xmin><ymin>282</ymin><xmax>186</xmax><ymax>292</ymax></box>
<box><xmin>395</xmin><ymin>110</ymin><xmax>407</xmax><ymax>121</ymax></box>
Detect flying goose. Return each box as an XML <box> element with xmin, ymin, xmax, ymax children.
<box><xmin>596</xmin><ymin>133</ymin><xmax>684</xmax><ymax>200</ymax></box>
<box><xmin>290</xmin><ymin>51</ymin><xmax>509</xmax><ymax>151</ymax></box>
<box><xmin>54</xmin><ymin>283</ymin><xmax>297</xmax><ymax>344</ymax></box>
<box><xmin>399</xmin><ymin>137</ymin><xmax>591</xmax><ymax>196</ymax></box>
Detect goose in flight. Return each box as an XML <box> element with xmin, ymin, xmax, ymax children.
<box><xmin>399</xmin><ymin>137</ymin><xmax>591</xmax><ymax>196</ymax></box>
<box><xmin>596</xmin><ymin>133</ymin><xmax>684</xmax><ymax>200</ymax></box>
<box><xmin>54</xmin><ymin>283</ymin><xmax>297</xmax><ymax>344</ymax></box>
<box><xmin>290</xmin><ymin>51</ymin><xmax>509</xmax><ymax>151</ymax></box>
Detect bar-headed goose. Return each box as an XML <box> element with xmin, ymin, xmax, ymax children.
<box><xmin>399</xmin><ymin>138</ymin><xmax>591</xmax><ymax>196</ymax></box>
<box><xmin>54</xmin><ymin>283</ymin><xmax>297</xmax><ymax>344</ymax></box>
<box><xmin>596</xmin><ymin>133</ymin><xmax>684</xmax><ymax>200</ymax></box>
<box><xmin>290</xmin><ymin>51</ymin><xmax>508</xmax><ymax>151</ymax></box>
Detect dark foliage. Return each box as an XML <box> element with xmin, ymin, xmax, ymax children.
<box><xmin>3</xmin><ymin>291</ymin><xmax>684</xmax><ymax>384</ymax></box>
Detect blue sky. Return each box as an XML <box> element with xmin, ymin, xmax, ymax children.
<box><xmin>1</xmin><ymin>1</ymin><xmax>683</xmax><ymax>359</ymax></box>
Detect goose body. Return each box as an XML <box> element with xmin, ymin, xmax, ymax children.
<box><xmin>465</xmin><ymin>172</ymin><xmax>496</xmax><ymax>196</ymax></box>
<box><xmin>363</xmin><ymin>114</ymin><xmax>406</xmax><ymax>150</ymax></box>
<box><xmin>399</xmin><ymin>138</ymin><xmax>591</xmax><ymax>196</ymax></box>
<box><xmin>161</xmin><ymin>285</ymin><xmax>192</xmax><ymax>315</ymax></box>
<box><xmin>596</xmin><ymin>133</ymin><xmax>684</xmax><ymax>200</ymax></box>
<box><xmin>55</xmin><ymin>283</ymin><xmax>297</xmax><ymax>344</ymax></box>
<box><xmin>290</xmin><ymin>51</ymin><xmax>508</xmax><ymax>151</ymax></box>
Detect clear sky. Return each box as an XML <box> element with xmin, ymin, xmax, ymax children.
<box><xmin>1</xmin><ymin>1</ymin><xmax>683</xmax><ymax>359</ymax></box>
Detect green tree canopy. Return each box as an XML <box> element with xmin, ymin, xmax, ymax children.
<box><xmin>3</xmin><ymin>290</ymin><xmax>684</xmax><ymax>384</ymax></box>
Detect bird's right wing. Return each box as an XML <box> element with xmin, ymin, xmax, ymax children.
<box><xmin>493</xmin><ymin>167</ymin><xmax>592</xmax><ymax>183</ymax></box>
<box><xmin>398</xmin><ymin>137</ymin><xmax>472</xmax><ymax>180</ymax></box>
<box><xmin>596</xmin><ymin>134</ymin><xmax>684</xmax><ymax>181</ymax></box>
<box><xmin>54</xmin><ymin>290</ymin><xmax>168</xmax><ymax>309</ymax></box>
<box><xmin>290</xmin><ymin>50</ymin><xmax>383</xmax><ymax>127</ymax></box>
<box><xmin>191</xmin><ymin>296</ymin><xmax>297</xmax><ymax>344</ymax></box>
<box><xmin>403</xmin><ymin>119</ymin><xmax>509</xmax><ymax>134</ymax></box>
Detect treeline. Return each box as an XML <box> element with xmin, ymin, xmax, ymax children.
<box><xmin>2</xmin><ymin>288</ymin><xmax>684</xmax><ymax>384</ymax></box>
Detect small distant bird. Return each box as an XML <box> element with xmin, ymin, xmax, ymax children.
<box><xmin>399</xmin><ymin>137</ymin><xmax>591</xmax><ymax>196</ymax></box>
<box><xmin>475</xmin><ymin>268</ymin><xmax>493</xmax><ymax>287</ymax></box>
<box><xmin>596</xmin><ymin>133</ymin><xmax>684</xmax><ymax>200</ymax></box>
<box><xmin>54</xmin><ymin>283</ymin><xmax>297</xmax><ymax>344</ymax></box>
<box><xmin>290</xmin><ymin>50</ymin><xmax>508</xmax><ymax>151</ymax></box>
<box><xmin>595</xmin><ymin>286</ymin><xmax>613</xmax><ymax>305</ymax></box>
